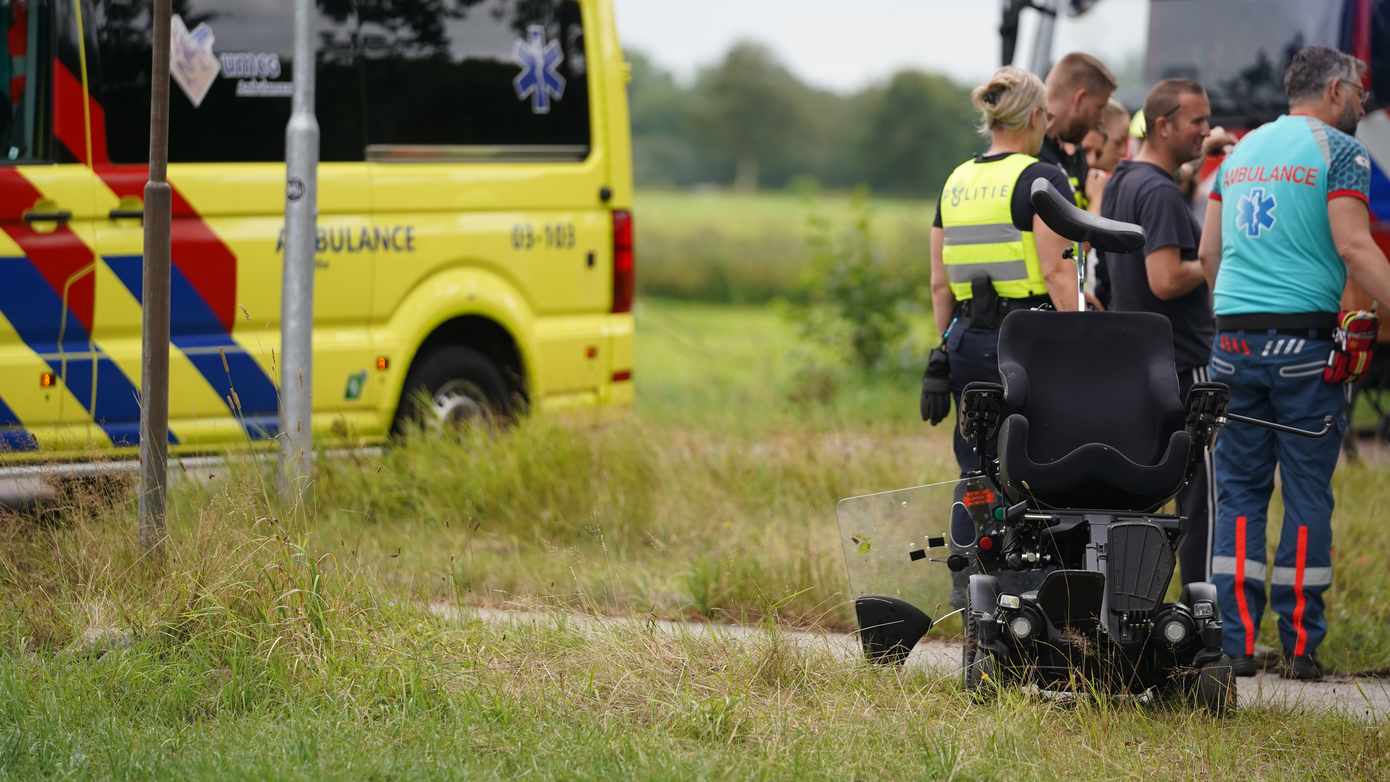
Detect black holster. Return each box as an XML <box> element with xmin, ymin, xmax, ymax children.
<box><xmin>967</xmin><ymin>273</ymin><xmax>999</xmax><ymax>330</ymax></box>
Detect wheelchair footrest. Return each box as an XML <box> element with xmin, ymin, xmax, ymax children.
<box><xmin>1105</xmin><ymin>522</ymin><xmax>1175</xmax><ymax>612</ymax></box>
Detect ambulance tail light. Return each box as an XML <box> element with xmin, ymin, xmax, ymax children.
<box><xmin>612</xmin><ymin>209</ymin><xmax>634</xmax><ymax>314</ymax></box>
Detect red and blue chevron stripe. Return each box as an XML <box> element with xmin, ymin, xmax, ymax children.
<box><xmin>0</xmin><ymin>168</ymin><xmax>170</xmax><ymax>447</ymax></box>
<box><xmin>0</xmin><ymin>394</ymin><xmax>37</xmax><ymax>452</ymax></box>
<box><xmin>105</xmin><ymin>255</ymin><xmax>279</xmax><ymax>439</ymax></box>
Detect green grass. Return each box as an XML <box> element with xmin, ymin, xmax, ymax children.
<box><xmin>632</xmin><ymin>297</ymin><xmax>936</xmax><ymax>431</ymax></box>
<box><xmin>636</xmin><ymin>188</ymin><xmax>935</xmax><ymax>303</ymax></box>
<box><xmin>2</xmin><ymin>296</ymin><xmax>1389</xmax><ymax>777</ymax></box>
<box><xmin>4</xmin><ymin>593</ymin><xmax>1386</xmax><ymax>779</ymax></box>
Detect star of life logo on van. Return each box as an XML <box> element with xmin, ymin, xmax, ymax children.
<box><xmin>512</xmin><ymin>25</ymin><xmax>566</xmax><ymax>114</ymax></box>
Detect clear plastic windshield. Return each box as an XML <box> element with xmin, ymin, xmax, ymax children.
<box><xmin>837</xmin><ymin>475</ymin><xmax>999</xmax><ymax>630</ymax></box>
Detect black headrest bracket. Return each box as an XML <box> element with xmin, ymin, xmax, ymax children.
<box><xmin>1029</xmin><ymin>179</ymin><xmax>1146</xmax><ymax>253</ymax></box>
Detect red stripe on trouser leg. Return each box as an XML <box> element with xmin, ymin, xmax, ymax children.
<box><xmin>1293</xmin><ymin>525</ymin><xmax>1309</xmax><ymax>657</ymax></box>
<box><xmin>1234</xmin><ymin>515</ymin><xmax>1257</xmax><ymax>656</ymax></box>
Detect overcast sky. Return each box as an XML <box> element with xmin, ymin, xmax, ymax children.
<box><xmin>613</xmin><ymin>0</ymin><xmax>1149</xmax><ymax>92</ymax></box>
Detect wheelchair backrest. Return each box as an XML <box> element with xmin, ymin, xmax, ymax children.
<box><xmin>997</xmin><ymin>310</ymin><xmax>1186</xmax><ymax>466</ymax></box>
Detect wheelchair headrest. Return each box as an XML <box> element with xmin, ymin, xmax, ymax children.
<box><xmin>1030</xmin><ymin>178</ymin><xmax>1146</xmax><ymax>253</ymax></box>
<box><xmin>998</xmin><ymin>309</ymin><xmax>1185</xmax><ymax>465</ymax></box>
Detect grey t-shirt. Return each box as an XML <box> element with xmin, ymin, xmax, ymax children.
<box><xmin>1100</xmin><ymin>160</ymin><xmax>1214</xmax><ymax>371</ymax></box>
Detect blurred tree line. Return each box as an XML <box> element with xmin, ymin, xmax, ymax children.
<box><xmin>628</xmin><ymin>41</ymin><xmax>981</xmax><ymax>197</ymax></box>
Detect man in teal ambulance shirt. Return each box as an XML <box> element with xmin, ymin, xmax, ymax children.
<box><xmin>1199</xmin><ymin>47</ymin><xmax>1390</xmax><ymax>680</ymax></box>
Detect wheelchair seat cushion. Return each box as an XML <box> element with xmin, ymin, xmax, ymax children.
<box><xmin>998</xmin><ymin>414</ymin><xmax>1192</xmax><ymax>509</ymax></box>
<box><xmin>996</xmin><ymin>310</ymin><xmax>1190</xmax><ymax>510</ymax></box>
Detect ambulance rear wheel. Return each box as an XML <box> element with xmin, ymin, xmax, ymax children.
<box><xmin>393</xmin><ymin>346</ymin><xmax>511</xmax><ymax>435</ymax></box>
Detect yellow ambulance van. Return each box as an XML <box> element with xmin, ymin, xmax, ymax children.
<box><xmin>0</xmin><ymin>0</ymin><xmax>634</xmax><ymax>464</ymax></box>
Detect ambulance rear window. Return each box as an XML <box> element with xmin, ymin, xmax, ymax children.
<box><xmin>360</xmin><ymin>0</ymin><xmax>592</xmax><ymax>162</ymax></box>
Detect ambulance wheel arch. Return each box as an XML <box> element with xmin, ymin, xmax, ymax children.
<box><xmin>390</xmin><ymin>316</ymin><xmax>527</xmax><ymax>434</ymax></box>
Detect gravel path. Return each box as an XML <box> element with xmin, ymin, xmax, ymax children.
<box><xmin>437</xmin><ymin>605</ymin><xmax>1390</xmax><ymax>722</ymax></box>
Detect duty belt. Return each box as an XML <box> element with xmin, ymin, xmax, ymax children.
<box><xmin>955</xmin><ymin>295</ymin><xmax>1050</xmax><ymax>330</ymax></box>
<box><xmin>1215</xmin><ymin>311</ymin><xmax>1337</xmax><ymax>339</ymax></box>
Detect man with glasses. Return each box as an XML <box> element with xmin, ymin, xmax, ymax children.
<box><xmin>1199</xmin><ymin>47</ymin><xmax>1390</xmax><ymax>681</ymax></box>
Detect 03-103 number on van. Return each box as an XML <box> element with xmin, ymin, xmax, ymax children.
<box><xmin>511</xmin><ymin>222</ymin><xmax>577</xmax><ymax>251</ymax></box>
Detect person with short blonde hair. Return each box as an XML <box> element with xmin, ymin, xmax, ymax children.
<box><xmin>1046</xmin><ymin>53</ymin><xmax>1118</xmax><ymax>142</ymax></box>
<box><xmin>1040</xmin><ymin>52</ymin><xmax>1118</xmax><ymax>217</ymax></box>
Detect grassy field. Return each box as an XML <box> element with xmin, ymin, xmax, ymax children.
<box><xmin>3</xmin><ymin>295</ymin><xmax>1390</xmax><ymax>777</ymax></box>
<box><xmin>636</xmin><ymin>188</ymin><xmax>935</xmax><ymax>303</ymax></box>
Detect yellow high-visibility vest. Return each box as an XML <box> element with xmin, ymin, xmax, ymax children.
<box><xmin>939</xmin><ymin>154</ymin><xmax>1049</xmax><ymax>300</ymax></box>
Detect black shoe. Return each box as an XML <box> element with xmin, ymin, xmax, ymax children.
<box><xmin>1282</xmin><ymin>654</ymin><xmax>1323</xmax><ymax>681</ymax></box>
<box><xmin>1230</xmin><ymin>655</ymin><xmax>1258</xmax><ymax>677</ymax></box>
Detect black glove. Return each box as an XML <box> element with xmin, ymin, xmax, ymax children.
<box><xmin>921</xmin><ymin>347</ymin><xmax>951</xmax><ymax>425</ymax></box>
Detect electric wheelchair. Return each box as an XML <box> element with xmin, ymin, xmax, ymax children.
<box><xmin>838</xmin><ymin>180</ymin><xmax>1332</xmax><ymax>714</ymax></box>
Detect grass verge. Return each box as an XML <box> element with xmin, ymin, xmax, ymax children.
<box><xmin>2</xmin><ymin>297</ymin><xmax>1389</xmax><ymax>776</ymax></box>
<box><xmin>2</xmin><ymin>497</ymin><xmax>1385</xmax><ymax>779</ymax></box>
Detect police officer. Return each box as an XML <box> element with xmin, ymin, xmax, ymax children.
<box><xmin>1199</xmin><ymin>47</ymin><xmax>1390</xmax><ymax>680</ymax></box>
<box><xmin>922</xmin><ymin>66</ymin><xmax>1080</xmax><ymax>475</ymax></box>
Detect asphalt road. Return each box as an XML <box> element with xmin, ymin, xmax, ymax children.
<box><xmin>440</xmin><ymin>605</ymin><xmax>1390</xmax><ymax>722</ymax></box>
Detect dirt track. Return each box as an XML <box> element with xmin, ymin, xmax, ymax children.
<box><xmin>439</xmin><ymin>606</ymin><xmax>1390</xmax><ymax>722</ymax></box>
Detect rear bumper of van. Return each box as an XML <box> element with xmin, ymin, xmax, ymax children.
<box><xmin>533</xmin><ymin>312</ymin><xmax>634</xmax><ymax>411</ymax></box>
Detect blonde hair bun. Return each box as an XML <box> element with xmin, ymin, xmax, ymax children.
<box><xmin>970</xmin><ymin>66</ymin><xmax>1046</xmax><ymax>137</ymax></box>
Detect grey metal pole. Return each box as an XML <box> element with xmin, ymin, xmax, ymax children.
<box><xmin>280</xmin><ymin>0</ymin><xmax>319</xmax><ymax>499</ymax></box>
<box><xmin>139</xmin><ymin>0</ymin><xmax>173</xmax><ymax>554</ymax></box>
<box><xmin>1028</xmin><ymin>0</ymin><xmax>1058</xmax><ymax>77</ymax></box>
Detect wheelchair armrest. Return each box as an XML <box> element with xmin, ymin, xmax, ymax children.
<box><xmin>1184</xmin><ymin>382</ymin><xmax>1230</xmax><ymax>450</ymax></box>
<box><xmin>959</xmin><ymin>382</ymin><xmax>1005</xmax><ymax>445</ymax></box>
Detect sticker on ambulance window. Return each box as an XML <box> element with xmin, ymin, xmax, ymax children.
<box><xmin>170</xmin><ymin>14</ymin><xmax>220</xmax><ymax>108</ymax></box>
<box><xmin>221</xmin><ymin>51</ymin><xmax>293</xmax><ymax>98</ymax></box>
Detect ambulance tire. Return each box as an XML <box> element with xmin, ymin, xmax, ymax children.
<box><xmin>392</xmin><ymin>346</ymin><xmax>511</xmax><ymax>435</ymax></box>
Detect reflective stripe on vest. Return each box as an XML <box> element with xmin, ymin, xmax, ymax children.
<box><xmin>939</xmin><ymin>153</ymin><xmax>1048</xmax><ymax>300</ymax></box>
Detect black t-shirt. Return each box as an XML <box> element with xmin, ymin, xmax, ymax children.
<box><xmin>1039</xmin><ymin>135</ymin><xmax>1089</xmax><ymax>209</ymax></box>
<box><xmin>932</xmin><ymin>152</ymin><xmax>1076</xmax><ymax>232</ymax></box>
<box><xmin>1100</xmin><ymin>159</ymin><xmax>1215</xmax><ymax>371</ymax></box>
<box><xmin>1040</xmin><ymin>135</ymin><xmax>1112</xmax><ymax>305</ymax></box>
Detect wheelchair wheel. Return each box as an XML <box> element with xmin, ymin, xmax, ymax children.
<box><xmin>962</xmin><ymin>595</ymin><xmax>999</xmax><ymax>700</ymax></box>
<box><xmin>1191</xmin><ymin>655</ymin><xmax>1236</xmax><ymax>716</ymax></box>
<box><xmin>1156</xmin><ymin>656</ymin><xmax>1236</xmax><ymax>715</ymax></box>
